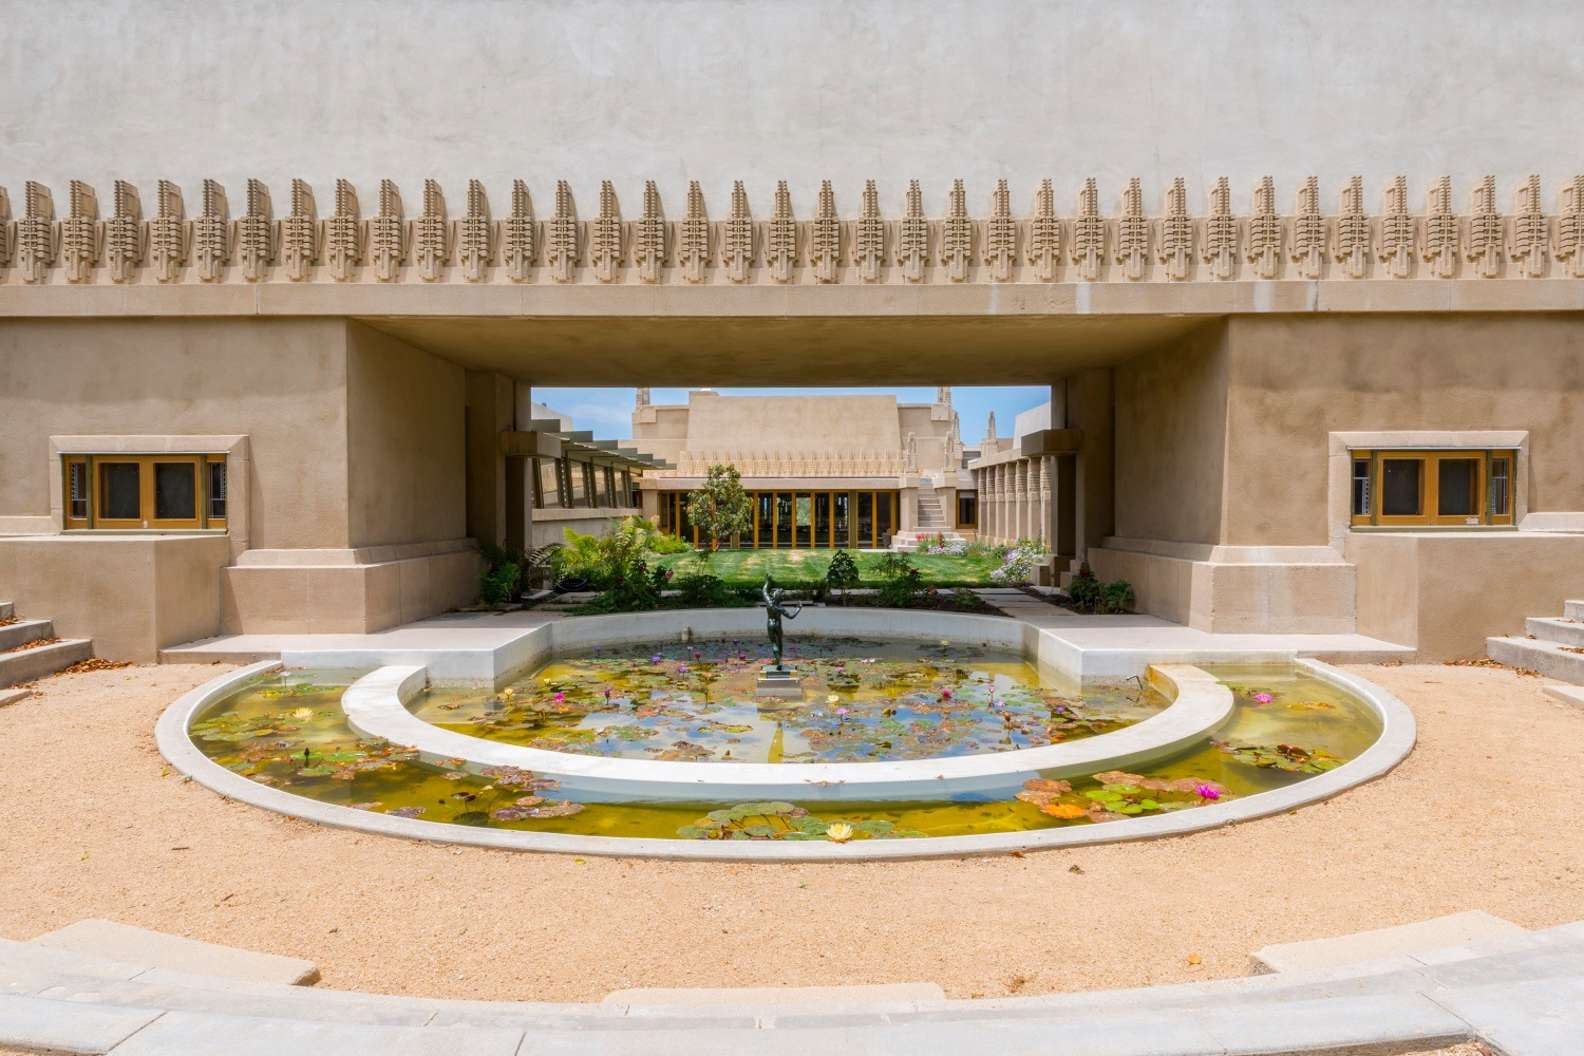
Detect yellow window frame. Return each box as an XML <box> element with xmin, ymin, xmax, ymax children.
<box><xmin>1350</xmin><ymin>449</ymin><xmax>1516</xmax><ymax>528</ymax></box>
<box><xmin>64</xmin><ymin>453</ymin><xmax>227</xmax><ymax>531</ymax></box>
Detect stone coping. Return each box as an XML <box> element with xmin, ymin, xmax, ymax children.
<box><xmin>338</xmin><ymin>663</ymin><xmax>1231</xmax><ymax>802</ymax></box>
<box><xmin>156</xmin><ymin>657</ymin><xmax>1415</xmax><ymax>861</ymax></box>
<box><xmin>4</xmin><ymin>921</ymin><xmax>1583</xmax><ymax>1054</ymax></box>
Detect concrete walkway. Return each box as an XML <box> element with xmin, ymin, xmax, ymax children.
<box><xmin>2</xmin><ymin>921</ymin><xmax>1581</xmax><ymax>1054</ymax></box>
<box><xmin>162</xmin><ymin>598</ymin><xmax>1411</xmax><ymax>682</ymax></box>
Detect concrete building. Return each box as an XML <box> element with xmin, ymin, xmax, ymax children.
<box><xmin>630</xmin><ymin>388</ymin><xmax>973</xmax><ymax>549</ymax></box>
<box><xmin>2</xmin><ymin>0</ymin><xmax>1583</xmax><ymax>662</ymax></box>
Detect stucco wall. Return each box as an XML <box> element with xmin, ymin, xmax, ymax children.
<box><xmin>1112</xmin><ymin>322</ymin><xmax>1229</xmax><ymax>546</ymax></box>
<box><xmin>682</xmin><ymin>393</ymin><xmax>902</xmax><ymax>453</ymax></box>
<box><xmin>1221</xmin><ymin>315</ymin><xmax>1584</xmax><ymax>546</ymax></box>
<box><xmin>1349</xmin><ymin>531</ymin><xmax>1584</xmax><ymax>658</ymax></box>
<box><xmin>0</xmin><ymin>318</ymin><xmax>351</xmax><ymax>549</ymax></box>
<box><xmin>8</xmin><ymin>0</ymin><xmax>1583</xmax><ymax>207</ymax></box>
<box><xmin>346</xmin><ymin>322</ymin><xmax>467</xmax><ymax>548</ymax></box>
<box><xmin>0</xmin><ymin>535</ymin><xmax>230</xmax><ymax>661</ymax></box>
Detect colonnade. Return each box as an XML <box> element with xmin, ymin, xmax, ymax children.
<box><xmin>971</xmin><ymin>454</ymin><xmax>1057</xmax><ymax>547</ymax></box>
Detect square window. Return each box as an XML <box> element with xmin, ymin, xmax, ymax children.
<box><xmin>1381</xmin><ymin>459</ymin><xmax>1422</xmax><ymax>517</ymax></box>
<box><xmin>68</xmin><ymin>462</ymin><xmax>89</xmax><ymax>520</ymax></box>
<box><xmin>154</xmin><ymin>462</ymin><xmax>197</xmax><ymax>521</ymax></box>
<box><xmin>100</xmin><ymin>462</ymin><xmax>141</xmax><ymax>520</ymax></box>
<box><xmin>1436</xmin><ymin>458</ymin><xmax>1480</xmax><ymax>517</ymax></box>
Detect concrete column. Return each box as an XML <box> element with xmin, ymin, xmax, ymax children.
<box><xmin>1055</xmin><ymin>454</ymin><xmax>1078</xmax><ymax>561</ymax></box>
<box><xmin>1012</xmin><ymin>460</ymin><xmax>1027</xmax><ymax>542</ymax></box>
<box><xmin>1064</xmin><ymin>368</ymin><xmax>1115</xmax><ymax>563</ymax></box>
<box><xmin>465</xmin><ymin>370</ymin><xmax>516</xmax><ymax>550</ymax></box>
<box><xmin>1034</xmin><ymin>457</ymin><xmax>1049</xmax><ymax>544</ymax></box>
<box><xmin>508</xmin><ymin>382</ymin><xmax>535</xmax><ymax>552</ymax></box>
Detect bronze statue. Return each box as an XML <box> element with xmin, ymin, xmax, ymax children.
<box><xmin>761</xmin><ymin>574</ymin><xmax>802</xmax><ymax>671</ymax></box>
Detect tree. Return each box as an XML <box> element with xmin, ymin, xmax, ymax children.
<box><xmin>685</xmin><ymin>463</ymin><xmax>752</xmax><ymax>554</ymax></box>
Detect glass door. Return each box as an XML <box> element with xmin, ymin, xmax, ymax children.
<box><xmin>834</xmin><ymin>492</ymin><xmax>850</xmax><ymax>548</ymax></box>
<box><xmin>815</xmin><ymin>493</ymin><xmax>831</xmax><ymax>547</ymax></box>
<box><xmin>794</xmin><ymin>494</ymin><xmax>812</xmax><ymax>547</ymax></box>
<box><xmin>856</xmin><ymin>492</ymin><xmax>874</xmax><ymax>548</ymax></box>
<box><xmin>774</xmin><ymin>492</ymin><xmax>792</xmax><ymax>548</ymax></box>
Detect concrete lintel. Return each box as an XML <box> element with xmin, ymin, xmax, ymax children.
<box><xmin>1020</xmin><ymin>428</ymin><xmax>1083</xmax><ymax>457</ymax></box>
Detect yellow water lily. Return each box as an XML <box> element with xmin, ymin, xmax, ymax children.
<box><xmin>501</xmin><ymin>688</ymin><xmax>516</xmax><ymax>699</ymax></box>
<box><xmin>825</xmin><ymin>822</ymin><xmax>854</xmax><ymax>843</ymax></box>
<box><xmin>291</xmin><ymin>707</ymin><xmax>312</xmax><ymax>720</ymax></box>
<box><xmin>825</xmin><ymin>693</ymin><xmax>840</xmax><ymax>705</ymax></box>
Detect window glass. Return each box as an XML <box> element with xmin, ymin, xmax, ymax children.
<box><xmin>1351</xmin><ymin>459</ymin><xmax>1371</xmax><ymax>516</ymax></box>
<box><xmin>101</xmin><ymin>462</ymin><xmax>141</xmax><ymax>520</ymax></box>
<box><xmin>1489</xmin><ymin>458</ymin><xmax>1511</xmax><ymax>517</ymax></box>
<box><xmin>1436</xmin><ymin>458</ymin><xmax>1479</xmax><ymax>517</ymax></box>
<box><xmin>815</xmin><ymin>492</ymin><xmax>831</xmax><ymax>546</ymax></box>
<box><xmin>68</xmin><ymin>462</ymin><xmax>89</xmax><ymax>520</ymax></box>
<box><xmin>958</xmin><ymin>494</ymin><xmax>977</xmax><ymax>526</ymax></box>
<box><xmin>794</xmin><ymin>495</ymin><xmax>812</xmax><ymax>547</ymax></box>
<box><xmin>833</xmin><ymin>492</ymin><xmax>849</xmax><ymax>546</ymax></box>
<box><xmin>756</xmin><ymin>493</ymin><xmax>773</xmax><ymax>547</ymax></box>
<box><xmin>568</xmin><ymin>459</ymin><xmax>587</xmax><ymax>505</ymax></box>
<box><xmin>774</xmin><ymin>493</ymin><xmax>792</xmax><ymax>547</ymax></box>
<box><xmin>154</xmin><ymin>462</ymin><xmax>197</xmax><ymax>521</ymax></box>
<box><xmin>535</xmin><ymin>458</ymin><xmax>559</xmax><ymax>507</ymax></box>
<box><xmin>856</xmin><ymin>492</ymin><xmax>874</xmax><ymax>547</ymax></box>
<box><xmin>1381</xmin><ymin>459</ymin><xmax>1422</xmax><ymax>517</ymax></box>
<box><xmin>208</xmin><ymin>461</ymin><xmax>228</xmax><ymax>520</ymax></box>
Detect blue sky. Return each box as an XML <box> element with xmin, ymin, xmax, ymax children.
<box><xmin>533</xmin><ymin>387</ymin><xmax>1050</xmax><ymax>445</ymax></box>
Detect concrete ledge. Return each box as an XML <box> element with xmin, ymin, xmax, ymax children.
<box><xmin>31</xmin><ymin>919</ymin><xmax>320</xmax><ymax>987</ymax></box>
<box><xmin>340</xmin><ymin>662</ymin><xmax>1232</xmax><ymax>802</ymax></box>
<box><xmin>13</xmin><ymin>923</ymin><xmax>1584</xmax><ymax>1053</ymax></box>
<box><xmin>158</xmin><ymin>656</ymin><xmax>1414</xmax><ymax>861</ymax></box>
<box><xmin>1543</xmin><ymin>684</ymin><xmax>1584</xmax><ymax>711</ymax></box>
<box><xmin>1251</xmin><ymin>911</ymin><xmax>1526</xmax><ymax>974</ymax></box>
<box><xmin>0</xmin><ymin>637</ymin><xmax>93</xmax><ymax>688</ymax></box>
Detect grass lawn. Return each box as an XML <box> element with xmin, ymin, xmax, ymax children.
<box><xmin>653</xmin><ymin>548</ymin><xmax>1003</xmax><ymax>587</ymax></box>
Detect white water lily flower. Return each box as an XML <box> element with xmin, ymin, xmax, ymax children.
<box><xmin>825</xmin><ymin>822</ymin><xmax>854</xmax><ymax>843</ymax></box>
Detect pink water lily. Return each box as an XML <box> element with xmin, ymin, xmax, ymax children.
<box><xmin>1194</xmin><ymin>782</ymin><xmax>1222</xmax><ymax>800</ymax></box>
<box><xmin>553</xmin><ymin>692</ymin><xmax>566</xmax><ymax>703</ymax></box>
<box><xmin>1253</xmin><ymin>692</ymin><xmax>1274</xmax><ymax>705</ymax></box>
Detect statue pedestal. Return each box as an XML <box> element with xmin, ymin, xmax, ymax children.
<box><xmin>755</xmin><ymin>665</ymin><xmax>804</xmax><ymax>698</ymax></box>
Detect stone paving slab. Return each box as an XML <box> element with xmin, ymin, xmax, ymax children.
<box><xmin>603</xmin><ymin>982</ymin><xmax>944</xmax><ymax>1009</ymax></box>
<box><xmin>1250</xmin><ymin>911</ymin><xmax>1525</xmax><ymax>974</ymax></box>
<box><xmin>0</xmin><ymin>993</ymin><xmax>161</xmax><ymax>1054</ymax></box>
<box><xmin>1435</xmin><ymin>977</ymin><xmax>1584</xmax><ymax>1056</ymax></box>
<box><xmin>106</xmin><ymin>1009</ymin><xmax>525</xmax><ymax>1055</ymax></box>
<box><xmin>30</xmin><ymin>920</ymin><xmax>320</xmax><ymax>986</ymax></box>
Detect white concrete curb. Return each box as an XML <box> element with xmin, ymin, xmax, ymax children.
<box><xmin>339</xmin><ymin>663</ymin><xmax>1232</xmax><ymax>802</ymax></box>
<box><xmin>155</xmin><ymin>656</ymin><xmax>1415</xmax><ymax>861</ymax></box>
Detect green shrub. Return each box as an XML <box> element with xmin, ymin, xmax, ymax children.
<box><xmin>1065</xmin><ymin>561</ymin><xmax>1134</xmax><ymax>614</ymax></box>
<box><xmin>676</xmin><ymin>572</ymin><xmax>735</xmax><ymax>608</ymax></box>
<box><xmin>479</xmin><ymin>561</ymin><xmax>521</xmax><ymax>607</ymax></box>
<box><xmin>824</xmin><ymin>549</ymin><xmax>861</xmax><ymax>604</ymax></box>
<box><xmin>875</xmin><ymin>552</ymin><xmax>924</xmax><ymax>608</ymax></box>
<box><xmin>1099</xmin><ymin>579</ymin><xmax>1136</xmax><ymax>614</ymax></box>
<box><xmin>952</xmin><ymin>587</ymin><xmax>984</xmax><ymax>611</ymax></box>
<box><xmin>647</xmin><ymin>530</ymin><xmax>693</xmax><ymax>555</ymax></box>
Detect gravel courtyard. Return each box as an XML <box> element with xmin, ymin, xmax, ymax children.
<box><xmin>0</xmin><ymin>661</ymin><xmax>1580</xmax><ymax>1003</ymax></box>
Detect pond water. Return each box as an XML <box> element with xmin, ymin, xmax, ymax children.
<box><xmin>413</xmin><ymin>638</ymin><xmax>1165</xmax><ymax>764</ymax></box>
<box><xmin>188</xmin><ymin>652</ymin><xmax>1382</xmax><ymax>844</ymax></box>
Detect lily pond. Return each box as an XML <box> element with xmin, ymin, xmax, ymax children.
<box><xmin>189</xmin><ymin>646</ymin><xmax>1383</xmax><ymax>844</ymax></box>
<box><xmin>415</xmin><ymin>638</ymin><xmax>1165</xmax><ymax>763</ymax></box>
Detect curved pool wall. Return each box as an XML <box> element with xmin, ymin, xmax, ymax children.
<box><xmin>158</xmin><ymin>644</ymin><xmax>1417</xmax><ymax>860</ymax></box>
<box><xmin>340</xmin><ymin>663</ymin><xmax>1232</xmax><ymax>803</ymax></box>
<box><xmin>273</xmin><ymin>608</ymin><xmax>1095</xmax><ymax>688</ymax></box>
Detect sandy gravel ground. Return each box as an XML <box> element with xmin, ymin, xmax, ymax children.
<box><xmin>0</xmin><ymin>662</ymin><xmax>1581</xmax><ymax>1004</ymax></box>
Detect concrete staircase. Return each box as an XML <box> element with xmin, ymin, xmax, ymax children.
<box><xmin>0</xmin><ymin>601</ymin><xmax>94</xmax><ymax>690</ymax></box>
<box><xmin>915</xmin><ymin>491</ymin><xmax>948</xmax><ymax>529</ymax></box>
<box><xmin>2</xmin><ymin>918</ymin><xmax>1583</xmax><ymax>1054</ymax></box>
<box><xmin>1487</xmin><ymin>599</ymin><xmax>1584</xmax><ymax>698</ymax></box>
<box><xmin>891</xmin><ymin>529</ymin><xmax>967</xmax><ymax>553</ymax></box>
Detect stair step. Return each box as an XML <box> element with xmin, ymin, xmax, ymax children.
<box><xmin>1486</xmin><ymin>636</ymin><xmax>1584</xmax><ymax>685</ymax></box>
<box><xmin>0</xmin><ymin>618</ymin><xmax>54</xmax><ymax>651</ymax></box>
<box><xmin>1527</xmin><ymin>617</ymin><xmax>1584</xmax><ymax>647</ymax></box>
<box><xmin>0</xmin><ymin>638</ymin><xmax>94</xmax><ymax>688</ymax></box>
<box><xmin>31</xmin><ymin>919</ymin><xmax>320</xmax><ymax>987</ymax></box>
<box><xmin>0</xmin><ymin>601</ymin><xmax>13</xmax><ymax>620</ymax></box>
<box><xmin>1250</xmin><ymin>911</ymin><xmax>1524</xmax><ymax>974</ymax></box>
<box><xmin>1544</xmin><ymin>684</ymin><xmax>1584</xmax><ymax>712</ymax></box>
<box><xmin>1566</xmin><ymin>600</ymin><xmax>1584</xmax><ymax>621</ymax></box>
